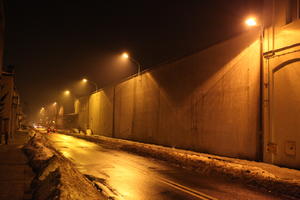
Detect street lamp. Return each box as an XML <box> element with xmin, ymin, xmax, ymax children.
<box><xmin>40</xmin><ymin>107</ymin><xmax>45</xmax><ymax>114</ymax></box>
<box><xmin>121</xmin><ymin>52</ymin><xmax>141</xmax><ymax>76</ymax></box>
<box><xmin>122</xmin><ymin>52</ymin><xmax>129</xmax><ymax>59</ymax></box>
<box><xmin>39</xmin><ymin>107</ymin><xmax>46</xmax><ymax>126</ymax></box>
<box><xmin>245</xmin><ymin>17</ymin><xmax>263</xmax><ymax>50</ymax></box>
<box><xmin>245</xmin><ymin>17</ymin><xmax>257</xmax><ymax>27</ymax></box>
<box><xmin>61</xmin><ymin>89</ymin><xmax>77</xmax><ymax>115</ymax></box>
<box><xmin>64</xmin><ymin>90</ymin><xmax>70</xmax><ymax>96</ymax></box>
<box><xmin>52</xmin><ymin>102</ymin><xmax>58</xmax><ymax>125</ymax></box>
<box><xmin>81</xmin><ymin>78</ymin><xmax>98</xmax><ymax>91</ymax></box>
<box><xmin>245</xmin><ymin>17</ymin><xmax>265</xmax><ymax>160</ymax></box>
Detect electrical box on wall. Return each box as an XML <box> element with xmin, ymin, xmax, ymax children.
<box><xmin>285</xmin><ymin>141</ymin><xmax>296</xmax><ymax>157</ymax></box>
<box><xmin>267</xmin><ymin>143</ymin><xmax>277</xmax><ymax>154</ymax></box>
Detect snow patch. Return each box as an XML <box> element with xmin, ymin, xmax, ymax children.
<box><xmin>23</xmin><ymin>132</ymin><xmax>106</xmax><ymax>200</ymax></box>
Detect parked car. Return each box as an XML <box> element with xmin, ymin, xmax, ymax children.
<box><xmin>47</xmin><ymin>126</ymin><xmax>57</xmax><ymax>133</ymax></box>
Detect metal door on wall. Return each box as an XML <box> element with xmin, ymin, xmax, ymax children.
<box><xmin>268</xmin><ymin>58</ymin><xmax>300</xmax><ymax>169</ymax></box>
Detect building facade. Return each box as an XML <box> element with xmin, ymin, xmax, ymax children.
<box><xmin>0</xmin><ymin>1</ymin><xmax>23</xmax><ymax>143</ymax></box>
<box><xmin>262</xmin><ymin>0</ymin><xmax>300</xmax><ymax>168</ymax></box>
<box><xmin>1</xmin><ymin>70</ymin><xmax>22</xmax><ymax>143</ymax></box>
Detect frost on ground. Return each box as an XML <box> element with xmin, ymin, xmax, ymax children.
<box><xmin>23</xmin><ymin>132</ymin><xmax>105</xmax><ymax>200</ymax></box>
<box><xmin>65</xmin><ymin>132</ymin><xmax>300</xmax><ymax>199</ymax></box>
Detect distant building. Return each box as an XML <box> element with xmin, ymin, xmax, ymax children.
<box><xmin>0</xmin><ymin>67</ymin><xmax>22</xmax><ymax>143</ymax></box>
<box><xmin>0</xmin><ymin>71</ymin><xmax>22</xmax><ymax>142</ymax></box>
<box><xmin>0</xmin><ymin>1</ymin><xmax>23</xmax><ymax>143</ymax></box>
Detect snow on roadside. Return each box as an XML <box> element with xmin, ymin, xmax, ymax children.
<box><xmin>65</xmin><ymin>133</ymin><xmax>300</xmax><ymax>199</ymax></box>
<box><xmin>23</xmin><ymin>132</ymin><xmax>106</xmax><ymax>200</ymax></box>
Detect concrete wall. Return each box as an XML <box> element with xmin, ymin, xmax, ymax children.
<box><xmin>86</xmin><ymin>87</ymin><xmax>114</xmax><ymax>136</ymax></box>
<box><xmin>76</xmin><ymin>97</ymin><xmax>89</xmax><ymax>130</ymax></box>
<box><xmin>79</xmin><ymin>29</ymin><xmax>261</xmax><ymax>160</ymax></box>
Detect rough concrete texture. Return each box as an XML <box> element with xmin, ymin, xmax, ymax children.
<box><xmin>65</xmin><ymin>133</ymin><xmax>300</xmax><ymax>199</ymax></box>
<box><xmin>77</xmin><ymin>29</ymin><xmax>261</xmax><ymax>161</ymax></box>
<box><xmin>23</xmin><ymin>132</ymin><xmax>105</xmax><ymax>200</ymax></box>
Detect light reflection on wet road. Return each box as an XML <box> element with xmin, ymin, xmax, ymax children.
<box><xmin>48</xmin><ymin>134</ymin><xmax>287</xmax><ymax>200</ymax></box>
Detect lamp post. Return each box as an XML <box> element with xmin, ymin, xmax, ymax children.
<box><xmin>121</xmin><ymin>52</ymin><xmax>141</xmax><ymax>77</ymax></box>
<box><xmin>80</xmin><ymin>79</ymin><xmax>96</xmax><ymax>130</ymax></box>
<box><xmin>245</xmin><ymin>16</ymin><xmax>264</xmax><ymax>161</ymax></box>
<box><xmin>62</xmin><ymin>90</ymin><xmax>77</xmax><ymax>113</ymax></box>
<box><xmin>245</xmin><ymin>17</ymin><xmax>263</xmax><ymax>43</ymax></box>
<box><xmin>82</xmin><ymin>78</ymin><xmax>98</xmax><ymax>91</ymax></box>
<box><xmin>120</xmin><ymin>52</ymin><xmax>142</xmax><ymax>137</ymax></box>
<box><xmin>39</xmin><ymin>107</ymin><xmax>46</xmax><ymax>126</ymax></box>
<box><xmin>52</xmin><ymin>102</ymin><xmax>58</xmax><ymax>126</ymax></box>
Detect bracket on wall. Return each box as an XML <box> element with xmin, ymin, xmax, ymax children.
<box><xmin>267</xmin><ymin>143</ymin><xmax>277</xmax><ymax>154</ymax></box>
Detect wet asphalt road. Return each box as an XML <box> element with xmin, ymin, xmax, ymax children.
<box><xmin>48</xmin><ymin>134</ymin><xmax>290</xmax><ymax>200</ymax></box>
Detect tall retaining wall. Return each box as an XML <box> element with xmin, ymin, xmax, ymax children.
<box><xmin>78</xmin><ymin>29</ymin><xmax>261</xmax><ymax>160</ymax></box>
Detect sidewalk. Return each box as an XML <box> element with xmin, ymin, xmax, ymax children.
<box><xmin>0</xmin><ymin>130</ymin><xmax>34</xmax><ymax>200</ymax></box>
<box><xmin>61</xmin><ymin>132</ymin><xmax>300</xmax><ymax>198</ymax></box>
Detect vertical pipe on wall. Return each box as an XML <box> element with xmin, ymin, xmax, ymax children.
<box><xmin>258</xmin><ymin>25</ymin><xmax>264</xmax><ymax>161</ymax></box>
<box><xmin>112</xmin><ymin>85</ymin><xmax>116</xmax><ymax>138</ymax></box>
<box><xmin>270</xmin><ymin>0</ymin><xmax>276</xmax><ymax>164</ymax></box>
<box><xmin>262</xmin><ymin>0</ymin><xmax>274</xmax><ymax>163</ymax></box>
<box><xmin>131</xmin><ymin>75</ymin><xmax>138</xmax><ymax>139</ymax></box>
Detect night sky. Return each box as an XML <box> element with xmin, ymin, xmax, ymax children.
<box><xmin>3</xmin><ymin>0</ymin><xmax>261</xmax><ymax>119</ymax></box>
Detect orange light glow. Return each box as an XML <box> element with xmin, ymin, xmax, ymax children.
<box><xmin>64</xmin><ymin>90</ymin><xmax>70</xmax><ymax>95</ymax></box>
<box><xmin>245</xmin><ymin>17</ymin><xmax>257</xmax><ymax>27</ymax></box>
<box><xmin>40</xmin><ymin>107</ymin><xmax>45</xmax><ymax>114</ymax></box>
<box><xmin>82</xmin><ymin>78</ymin><xmax>88</xmax><ymax>83</ymax></box>
<box><xmin>122</xmin><ymin>52</ymin><xmax>129</xmax><ymax>59</ymax></box>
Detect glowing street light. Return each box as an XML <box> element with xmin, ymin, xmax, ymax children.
<box><xmin>52</xmin><ymin>102</ymin><xmax>59</xmax><ymax>125</ymax></box>
<box><xmin>82</xmin><ymin>78</ymin><xmax>88</xmax><ymax>83</ymax></box>
<box><xmin>244</xmin><ymin>16</ymin><xmax>263</xmax><ymax>41</ymax></box>
<box><xmin>121</xmin><ymin>52</ymin><xmax>141</xmax><ymax>76</ymax></box>
<box><xmin>64</xmin><ymin>90</ymin><xmax>70</xmax><ymax>95</ymax></box>
<box><xmin>245</xmin><ymin>17</ymin><xmax>257</xmax><ymax>27</ymax></box>
<box><xmin>122</xmin><ymin>52</ymin><xmax>129</xmax><ymax>59</ymax></box>
<box><xmin>81</xmin><ymin>78</ymin><xmax>98</xmax><ymax>91</ymax></box>
<box><xmin>40</xmin><ymin>107</ymin><xmax>45</xmax><ymax>114</ymax></box>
